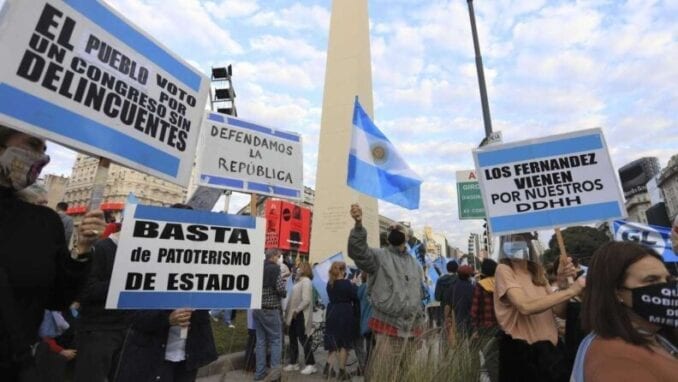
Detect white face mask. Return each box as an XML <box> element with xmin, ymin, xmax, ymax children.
<box><xmin>502</xmin><ymin>241</ymin><xmax>529</xmax><ymax>260</ymax></box>
<box><xmin>0</xmin><ymin>146</ymin><xmax>50</xmax><ymax>191</ymax></box>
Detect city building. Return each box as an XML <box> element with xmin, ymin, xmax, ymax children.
<box><xmin>62</xmin><ymin>154</ymin><xmax>187</xmax><ymax>218</ymax></box>
<box><xmin>618</xmin><ymin>157</ymin><xmax>661</xmax><ymax>224</ymax></box>
<box><xmin>43</xmin><ymin>174</ymin><xmax>69</xmax><ymax>209</ymax></box>
<box><xmin>657</xmin><ymin>154</ymin><xmax>678</xmax><ymax>221</ymax></box>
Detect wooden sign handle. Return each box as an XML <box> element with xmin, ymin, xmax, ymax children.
<box><xmin>555</xmin><ymin>227</ymin><xmax>573</xmax><ymax>285</ymax></box>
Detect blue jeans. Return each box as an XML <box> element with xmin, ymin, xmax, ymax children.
<box><xmin>253</xmin><ymin>309</ymin><xmax>282</xmax><ymax>380</ymax></box>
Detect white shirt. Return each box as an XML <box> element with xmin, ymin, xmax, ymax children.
<box><xmin>164</xmin><ymin>325</ymin><xmax>186</xmax><ymax>362</ymax></box>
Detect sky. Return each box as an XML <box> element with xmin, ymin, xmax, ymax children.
<box><xmin>7</xmin><ymin>0</ymin><xmax>677</xmax><ymax>251</ymax></box>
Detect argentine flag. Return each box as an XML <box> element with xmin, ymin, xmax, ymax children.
<box><xmin>347</xmin><ymin>98</ymin><xmax>422</xmax><ymax>209</ymax></box>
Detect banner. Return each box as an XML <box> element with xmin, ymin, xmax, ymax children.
<box><xmin>456</xmin><ymin>170</ymin><xmax>486</xmax><ymax>220</ymax></box>
<box><xmin>197</xmin><ymin>112</ymin><xmax>303</xmax><ymax>200</ymax></box>
<box><xmin>473</xmin><ymin>128</ymin><xmax>626</xmax><ymax>235</ymax></box>
<box><xmin>105</xmin><ymin>203</ymin><xmax>265</xmax><ymax>309</ymax></box>
<box><xmin>611</xmin><ymin>220</ymin><xmax>678</xmax><ymax>262</ymax></box>
<box><xmin>312</xmin><ymin>253</ymin><xmax>344</xmax><ymax>306</ymax></box>
<box><xmin>0</xmin><ymin>0</ymin><xmax>209</xmax><ymax>186</ymax></box>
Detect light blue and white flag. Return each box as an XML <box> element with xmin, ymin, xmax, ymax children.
<box><xmin>312</xmin><ymin>252</ymin><xmax>345</xmax><ymax>305</ymax></box>
<box><xmin>347</xmin><ymin>98</ymin><xmax>422</xmax><ymax>209</ymax></box>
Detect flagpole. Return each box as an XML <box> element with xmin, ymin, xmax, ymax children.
<box><xmin>466</xmin><ymin>0</ymin><xmax>493</xmax><ymax>139</ymax></box>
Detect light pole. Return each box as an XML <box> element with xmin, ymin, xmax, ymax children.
<box><xmin>467</xmin><ymin>0</ymin><xmax>493</xmax><ymax>139</ymax></box>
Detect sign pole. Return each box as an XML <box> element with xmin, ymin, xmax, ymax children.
<box><xmin>554</xmin><ymin>227</ymin><xmax>573</xmax><ymax>284</ymax></box>
<box><xmin>250</xmin><ymin>194</ymin><xmax>258</xmax><ymax>217</ymax></box>
<box><xmin>88</xmin><ymin>157</ymin><xmax>110</xmax><ymax>210</ymax></box>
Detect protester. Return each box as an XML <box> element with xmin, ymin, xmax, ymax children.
<box><xmin>571</xmin><ymin>242</ymin><xmax>678</xmax><ymax>381</ymax></box>
<box><xmin>435</xmin><ymin>260</ymin><xmax>459</xmax><ymax>302</ymax></box>
<box><xmin>75</xmin><ymin>229</ymin><xmax>130</xmax><ymax>382</ymax></box>
<box><xmin>101</xmin><ymin>212</ymin><xmax>121</xmax><ymax>238</ymax></box>
<box><xmin>494</xmin><ymin>232</ymin><xmax>584</xmax><ymax>382</ymax></box>
<box><xmin>323</xmin><ymin>261</ymin><xmax>358</xmax><ymax>380</ymax></box>
<box><xmin>445</xmin><ymin>265</ymin><xmax>475</xmax><ymax>335</ymax></box>
<box><xmin>0</xmin><ymin>126</ymin><xmax>105</xmax><ymax>380</ymax></box>
<box><xmin>355</xmin><ymin>271</ymin><xmax>374</xmax><ymax>376</ymax></box>
<box><xmin>209</xmin><ymin>309</ymin><xmax>236</xmax><ymax>328</ymax></box>
<box><xmin>347</xmin><ymin>204</ymin><xmax>425</xmax><ymax>381</ymax></box>
<box><xmin>36</xmin><ymin>310</ymin><xmax>76</xmax><ymax>382</ymax></box>
<box><xmin>253</xmin><ymin>248</ymin><xmax>287</xmax><ymax>382</ymax></box>
<box><xmin>283</xmin><ymin>262</ymin><xmax>317</xmax><ymax>375</ymax></box>
<box><xmin>56</xmin><ymin>202</ymin><xmax>74</xmax><ymax>246</ymax></box>
<box><xmin>114</xmin><ymin>203</ymin><xmax>218</xmax><ymax>382</ymax></box>
<box><xmin>471</xmin><ymin>259</ymin><xmax>499</xmax><ymax>382</ymax></box>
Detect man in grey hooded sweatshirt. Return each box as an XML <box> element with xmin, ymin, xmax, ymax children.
<box><xmin>347</xmin><ymin>204</ymin><xmax>425</xmax><ymax>380</ymax></box>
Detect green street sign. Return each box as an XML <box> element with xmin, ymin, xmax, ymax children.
<box><xmin>456</xmin><ymin>170</ymin><xmax>486</xmax><ymax>220</ymax></box>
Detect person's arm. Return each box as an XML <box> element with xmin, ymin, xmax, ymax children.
<box><xmin>347</xmin><ymin>204</ymin><xmax>379</xmax><ymax>274</ymax></box>
<box><xmin>43</xmin><ymin>336</ymin><xmax>64</xmax><ymax>354</ymax></box>
<box><xmin>276</xmin><ymin>273</ymin><xmax>287</xmax><ymax>299</ymax></box>
<box><xmin>505</xmin><ymin>278</ymin><xmax>584</xmax><ymax>316</ymax></box>
<box><xmin>295</xmin><ymin>279</ymin><xmax>313</xmax><ymax>314</ymax></box>
<box><xmin>77</xmin><ymin>241</ymin><xmax>109</xmax><ymax>303</ymax></box>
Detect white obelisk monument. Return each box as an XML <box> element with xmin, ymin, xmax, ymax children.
<box><xmin>309</xmin><ymin>0</ymin><xmax>380</xmax><ymax>264</ymax></box>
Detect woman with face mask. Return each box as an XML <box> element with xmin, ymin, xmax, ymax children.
<box><xmin>0</xmin><ymin>126</ymin><xmax>106</xmax><ymax>380</ymax></box>
<box><xmin>494</xmin><ymin>233</ymin><xmax>585</xmax><ymax>382</ymax></box>
<box><xmin>571</xmin><ymin>242</ymin><xmax>678</xmax><ymax>381</ymax></box>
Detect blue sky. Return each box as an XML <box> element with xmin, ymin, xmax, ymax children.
<box><xmin>14</xmin><ymin>0</ymin><xmax>677</xmax><ymax>250</ymax></box>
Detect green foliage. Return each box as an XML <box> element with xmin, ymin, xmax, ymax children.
<box><xmin>211</xmin><ymin>311</ymin><xmax>248</xmax><ymax>355</ymax></box>
<box><xmin>545</xmin><ymin>226</ymin><xmax>610</xmax><ymax>266</ymax></box>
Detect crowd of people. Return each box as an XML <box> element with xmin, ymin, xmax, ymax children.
<box><xmin>2</xmin><ymin>125</ymin><xmax>677</xmax><ymax>382</ymax></box>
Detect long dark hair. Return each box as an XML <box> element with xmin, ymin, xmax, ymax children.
<box><xmin>581</xmin><ymin>241</ymin><xmax>664</xmax><ymax>346</ymax></box>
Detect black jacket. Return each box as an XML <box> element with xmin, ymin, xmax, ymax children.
<box><xmin>434</xmin><ymin>273</ymin><xmax>458</xmax><ymax>302</ymax></box>
<box><xmin>115</xmin><ymin>310</ymin><xmax>217</xmax><ymax>381</ymax></box>
<box><xmin>78</xmin><ymin>238</ymin><xmax>130</xmax><ymax>330</ymax></box>
<box><xmin>0</xmin><ymin>188</ymin><xmax>90</xmax><ymax>374</ymax></box>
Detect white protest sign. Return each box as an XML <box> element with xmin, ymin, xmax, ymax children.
<box><xmin>105</xmin><ymin>203</ymin><xmax>265</xmax><ymax>309</ymax></box>
<box><xmin>197</xmin><ymin>112</ymin><xmax>303</xmax><ymax>200</ymax></box>
<box><xmin>0</xmin><ymin>0</ymin><xmax>209</xmax><ymax>186</ymax></box>
<box><xmin>473</xmin><ymin>128</ymin><xmax>626</xmax><ymax>236</ymax></box>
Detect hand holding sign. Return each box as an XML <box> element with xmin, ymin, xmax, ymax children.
<box><xmin>75</xmin><ymin>210</ymin><xmax>106</xmax><ymax>254</ymax></box>
<box><xmin>169</xmin><ymin>308</ymin><xmax>193</xmax><ymax>327</ymax></box>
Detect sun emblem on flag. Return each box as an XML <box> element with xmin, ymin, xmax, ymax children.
<box><xmin>370</xmin><ymin>144</ymin><xmax>388</xmax><ymax>164</ymax></box>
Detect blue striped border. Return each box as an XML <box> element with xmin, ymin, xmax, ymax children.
<box><xmin>247</xmin><ymin>181</ymin><xmax>301</xmax><ymax>198</ymax></box>
<box><xmin>117</xmin><ymin>291</ymin><xmax>252</xmax><ymax>309</ymax></box>
<box><xmin>206</xmin><ymin>113</ymin><xmax>300</xmax><ymax>142</ymax></box>
<box><xmin>64</xmin><ymin>0</ymin><xmax>202</xmax><ymax>91</ymax></box>
<box><xmin>477</xmin><ymin>134</ymin><xmax>603</xmax><ymax>167</ymax></box>
<box><xmin>134</xmin><ymin>204</ymin><xmax>255</xmax><ymax>228</ymax></box>
<box><xmin>201</xmin><ymin>174</ymin><xmax>244</xmax><ymax>189</ymax></box>
<box><xmin>490</xmin><ymin>201</ymin><xmax>623</xmax><ymax>233</ymax></box>
<box><xmin>0</xmin><ymin>84</ymin><xmax>179</xmax><ymax>177</ymax></box>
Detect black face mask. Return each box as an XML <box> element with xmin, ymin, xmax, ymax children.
<box><xmin>627</xmin><ymin>281</ymin><xmax>678</xmax><ymax>328</ymax></box>
<box><xmin>388</xmin><ymin>229</ymin><xmax>406</xmax><ymax>246</ymax></box>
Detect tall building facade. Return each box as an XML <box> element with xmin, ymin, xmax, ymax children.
<box><xmin>658</xmin><ymin>154</ymin><xmax>678</xmax><ymax>221</ymax></box>
<box><xmin>43</xmin><ymin>174</ymin><xmax>69</xmax><ymax>209</ymax></box>
<box><xmin>618</xmin><ymin>157</ymin><xmax>661</xmax><ymax>224</ymax></box>
<box><xmin>62</xmin><ymin>154</ymin><xmax>187</xmax><ymax>216</ymax></box>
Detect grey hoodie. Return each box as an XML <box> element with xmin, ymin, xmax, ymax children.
<box><xmin>348</xmin><ymin>225</ymin><xmax>425</xmax><ymax>337</ymax></box>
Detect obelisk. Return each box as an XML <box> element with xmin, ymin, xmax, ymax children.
<box><xmin>310</xmin><ymin>0</ymin><xmax>380</xmax><ymax>264</ymax></box>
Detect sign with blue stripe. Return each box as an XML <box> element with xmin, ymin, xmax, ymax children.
<box><xmin>611</xmin><ymin>220</ymin><xmax>678</xmax><ymax>263</ymax></box>
<box><xmin>105</xmin><ymin>202</ymin><xmax>266</xmax><ymax>309</ymax></box>
<box><xmin>0</xmin><ymin>0</ymin><xmax>209</xmax><ymax>186</ymax></box>
<box><xmin>473</xmin><ymin>128</ymin><xmax>626</xmax><ymax>235</ymax></box>
<box><xmin>198</xmin><ymin>112</ymin><xmax>304</xmax><ymax>200</ymax></box>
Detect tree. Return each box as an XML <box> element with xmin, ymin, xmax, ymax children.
<box><xmin>543</xmin><ymin>226</ymin><xmax>610</xmax><ymax>266</ymax></box>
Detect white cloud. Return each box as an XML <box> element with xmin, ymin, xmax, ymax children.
<box><xmin>204</xmin><ymin>0</ymin><xmax>259</xmax><ymax>19</ymax></box>
<box><xmin>248</xmin><ymin>3</ymin><xmax>330</xmax><ymax>32</ymax></box>
<box><xmin>105</xmin><ymin>0</ymin><xmax>243</xmax><ymax>54</ymax></box>
<box><xmin>512</xmin><ymin>4</ymin><xmax>602</xmax><ymax>50</ymax></box>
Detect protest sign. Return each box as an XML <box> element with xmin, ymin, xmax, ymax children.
<box><xmin>456</xmin><ymin>170</ymin><xmax>485</xmax><ymax>220</ymax></box>
<box><xmin>612</xmin><ymin>220</ymin><xmax>678</xmax><ymax>263</ymax></box>
<box><xmin>0</xmin><ymin>0</ymin><xmax>209</xmax><ymax>186</ymax></box>
<box><xmin>473</xmin><ymin>128</ymin><xmax>625</xmax><ymax>235</ymax></box>
<box><xmin>197</xmin><ymin>112</ymin><xmax>303</xmax><ymax>200</ymax></box>
<box><xmin>105</xmin><ymin>203</ymin><xmax>265</xmax><ymax>309</ymax></box>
